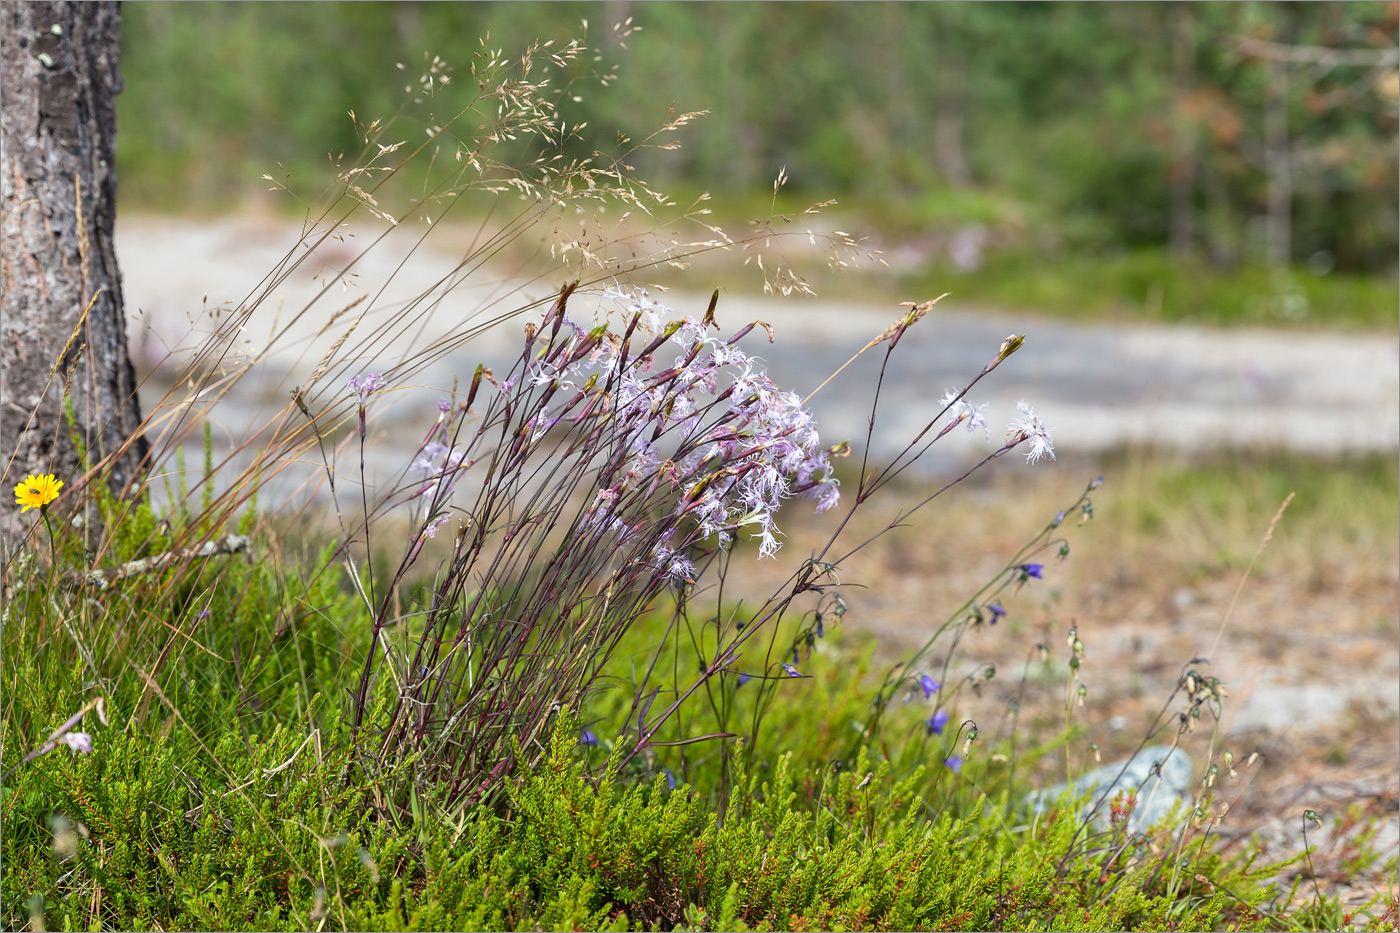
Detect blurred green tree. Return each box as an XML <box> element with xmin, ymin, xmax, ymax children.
<box><xmin>115</xmin><ymin>2</ymin><xmax>1398</xmax><ymax>272</ymax></box>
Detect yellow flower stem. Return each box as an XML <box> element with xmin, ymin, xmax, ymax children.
<box><xmin>40</xmin><ymin>510</ymin><xmax>58</xmax><ymax>594</ymax></box>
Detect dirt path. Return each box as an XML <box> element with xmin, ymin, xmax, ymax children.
<box><xmin>116</xmin><ymin>214</ymin><xmax>1398</xmax><ymax>475</ymax></box>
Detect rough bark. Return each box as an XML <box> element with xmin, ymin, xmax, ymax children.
<box><xmin>1</xmin><ymin>1</ymin><xmax>148</xmax><ymax>550</ymax></box>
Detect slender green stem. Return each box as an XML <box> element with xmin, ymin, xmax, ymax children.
<box><xmin>40</xmin><ymin>509</ymin><xmax>58</xmax><ymax>594</ymax></box>
<box><xmin>1302</xmin><ymin>812</ymin><xmax>1326</xmax><ymax>916</ymax></box>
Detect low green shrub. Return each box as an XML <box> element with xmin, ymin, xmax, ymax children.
<box><xmin>2</xmin><ymin>701</ymin><xmax>1286</xmax><ymax>932</ymax></box>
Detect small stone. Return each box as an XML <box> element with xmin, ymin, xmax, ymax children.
<box><xmin>1024</xmin><ymin>744</ymin><xmax>1194</xmax><ymax>834</ymax></box>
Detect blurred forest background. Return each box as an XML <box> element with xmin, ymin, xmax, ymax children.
<box><xmin>115</xmin><ymin>1</ymin><xmax>1398</xmax><ymax>327</ymax></box>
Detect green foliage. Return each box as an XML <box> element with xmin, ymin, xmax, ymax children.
<box><xmin>117</xmin><ymin>2</ymin><xmax>1398</xmax><ymax>281</ymax></box>
<box><xmin>51</xmin><ymin>389</ymin><xmax>169</xmax><ymax>570</ymax></box>
<box><xmin>1</xmin><ymin>712</ymin><xmax>385</xmax><ymax>931</ymax></box>
<box><xmin>1</xmin><ymin>698</ymin><xmax>1286</xmax><ymax>931</ymax></box>
<box><xmin>1099</xmin><ymin>448</ymin><xmax>1399</xmax><ymax>580</ymax></box>
<box><xmin>1</xmin><ymin>475</ymin><xmax>1382</xmax><ymax>929</ymax></box>
<box><xmin>905</xmin><ymin>247</ymin><xmax>1398</xmax><ymax>330</ymax></box>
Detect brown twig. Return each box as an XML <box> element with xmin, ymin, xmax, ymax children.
<box><xmin>60</xmin><ymin>533</ymin><xmax>251</xmax><ymax>590</ymax></box>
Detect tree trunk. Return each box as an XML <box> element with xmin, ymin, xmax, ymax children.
<box><xmin>1262</xmin><ymin>56</ymin><xmax>1292</xmax><ymax>268</ymax></box>
<box><xmin>1</xmin><ymin>1</ymin><xmax>147</xmax><ymax>551</ymax></box>
<box><xmin>932</xmin><ymin>57</ymin><xmax>973</xmax><ymax>189</ymax></box>
<box><xmin>1168</xmin><ymin>4</ymin><xmax>1197</xmax><ymax>261</ymax></box>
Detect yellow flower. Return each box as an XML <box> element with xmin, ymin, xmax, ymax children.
<box><xmin>14</xmin><ymin>473</ymin><xmax>63</xmax><ymax>513</ymax></box>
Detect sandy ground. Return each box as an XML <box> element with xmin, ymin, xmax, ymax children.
<box><xmin>114</xmin><ymin>214</ymin><xmax>1399</xmax><ymax>915</ymax></box>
